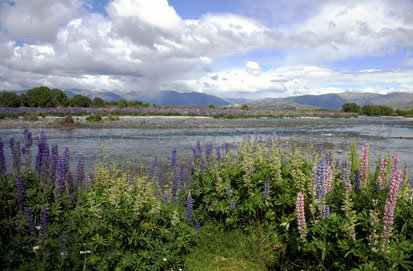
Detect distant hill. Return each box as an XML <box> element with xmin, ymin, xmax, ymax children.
<box><xmin>247</xmin><ymin>92</ymin><xmax>413</xmax><ymax>110</ymax></box>
<box><xmin>231</xmin><ymin>98</ymin><xmax>320</xmax><ymax>110</ymax></box>
<box><xmin>128</xmin><ymin>90</ymin><xmax>231</xmax><ymax>107</ymax></box>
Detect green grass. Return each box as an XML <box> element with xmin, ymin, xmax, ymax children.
<box><xmin>184</xmin><ymin>224</ymin><xmax>278</xmax><ymax>271</ymax></box>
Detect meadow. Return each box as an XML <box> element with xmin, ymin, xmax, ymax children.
<box><xmin>0</xmin><ymin>129</ymin><xmax>412</xmax><ymax>270</ymax></box>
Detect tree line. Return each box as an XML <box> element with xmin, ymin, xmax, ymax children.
<box><xmin>0</xmin><ymin>86</ymin><xmax>150</xmax><ymax>108</ymax></box>
<box><xmin>342</xmin><ymin>102</ymin><xmax>413</xmax><ymax>116</ymax></box>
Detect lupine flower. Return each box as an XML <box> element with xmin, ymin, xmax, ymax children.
<box><xmin>63</xmin><ymin>147</ymin><xmax>70</xmax><ymax>175</ymax></box>
<box><xmin>391</xmin><ymin>152</ymin><xmax>399</xmax><ymax>173</ymax></box>
<box><xmin>226</xmin><ymin>183</ymin><xmax>231</xmax><ymax>196</ymax></box>
<box><xmin>354</xmin><ymin>170</ymin><xmax>361</xmax><ymax>193</ymax></box>
<box><xmin>195</xmin><ymin>217</ymin><xmax>200</xmax><ymax>231</ymax></box>
<box><xmin>163</xmin><ymin>192</ymin><xmax>169</xmax><ymax>201</ymax></box>
<box><xmin>196</xmin><ymin>140</ymin><xmax>202</xmax><ymax>155</ymax></box>
<box><xmin>16</xmin><ymin>176</ymin><xmax>24</xmax><ymax>211</ymax></box>
<box><xmin>296</xmin><ymin>192</ymin><xmax>307</xmax><ymax>241</ymax></box>
<box><xmin>60</xmin><ymin>230</ymin><xmax>69</xmax><ymax>257</ymax></box>
<box><xmin>24</xmin><ymin>207</ymin><xmax>36</xmax><ymax>238</ymax></box>
<box><xmin>76</xmin><ymin>153</ymin><xmax>84</xmax><ymax>193</ymax></box>
<box><xmin>231</xmin><ymin>199</ymin><xmax>236</xmax><ymax>210</ymax></box>
<box><xmin>170</xmin><ymin>148</ymin><xmax>177</xmax><ymax>172</ymax></box>
<box><xmin>149</xmin><ymin>156</ymin><xmax>157</xmax><ymax>181</ymax></box>
<box><xmin>216</xmin><ymin>146</ymin><xmax>221</xmax><ymax>165</ymax></box>
<box><xmin>50</xmin><ymin>144</ymin><xmax>59</xmax><ymax>180</ymax></box>
<box><xmin>250</xmin><ymin>164</ymin><xmax>254</xmax><ymax>176</ymax></box>
<box><xmin>0</xmin><ymin>139</ymin><xmax>5</xmax><ymax>176</ymax></box>
<box><xmin>382</xmin><ymin>170</ymin><xmax>401</xmax><ymax>254</ymax></box>
<box><xmin>186</xmin><ymin>191</ymin><xmax>192</xmax><ymax>222</ymax></box>
<box><xmin>67</xmin><ymin>172</ymin><xmax>74</xmax><ymax>193</ymax></box>
<box><xmin>40</xmin><ymin>207</ymin><xmax>48</xmax><ymax>239</ymax></box>
<box><xmin>57</xmin><ymin>156</ymin><xmax>66</xmax><ymax>196</ymax></box>
<box><xmin>360</xmin><ymin>143</ymin><xmax>369</xmax><ymax>187</ymax></box>
<box><xmin>264</xmin><ymin>181</ymin><xmax>270</xmax><ymax>199</ymax></box>
<box><xmin>323</xmin><ymin>205</ymin><xmax>330</xmax><ymax>219</ymax></box>
<box><xmin>205</xmin><ymin>143</ymin><xmax>213</xmax><ymax>161</ymax></box>
<box><xmin>172</xmin><ymin>165</ymin><xmax>181</xmax><ymax>205</ymax></box>
<box><xmin>378</xmin><ymin>157</ymin><xmax>389</xmax><ymax>188</ymax></box>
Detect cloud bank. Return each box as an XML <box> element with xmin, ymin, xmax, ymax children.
<box><xmin>0</xmin><ymin>0</ymin><xmax>412</xmax><ymax>98</ymax></box>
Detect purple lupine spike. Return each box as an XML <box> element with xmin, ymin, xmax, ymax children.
<box><xmin>40</xmin><ymin>143</ymin><xmax>50</xmax><ymax>179</ymax></box>
<box><xmin>226</xmin><ymin>183</ymin><xmax>231</xmax><ymax>197</ymax></box>
<box><xmin>57</xmin><ymin>156</ymin><xmax>66</xmax><ymax>196</ymax></box>
<box><xmin>216</xmin><ymin>146</ymin><xmax>221</xmax><ymax>165</ymax></box>
<box><xmin>24</xmin><ymin>207</ymin><xmax>36</xmax><ymax>238</ymax></box>
<box><xmin>172</xmin><ymin>165</ymin><xmax>181</xmax><ymax>205</ymax></box>
<box><xmin>63</xmin><ymin>147</ymin><xmax>70</xmax><ymax>175</ymax></box>
<box><xmin>195</xmin><ymin>217</ymin><xmax>200</xmax><ymax>231</ymax></box>
<box><xmin>67</xmin><ymin>172</ymin><xmax>74</xmax><ymax>193</ymax></box>
<box><xmin>60</xmin><ymin>230</ymin><xmax>69</xmax><ymax>257</ymax></box>
<box><xmin>186</xmin><ymin>192</ymin><xmax>193</xmax><ymax>222</ymax></box>
<box><xmin>231</xmin><ymin>199</ymin><xmax>236</xmax><ymax>210</ymax></box>
<box><xmin>16</xmin><ymin>176</ymin><xmax>24</xmax><ymax>211</ymax></box>
<box><xmin>40</xmin><ymin>207</ymin><xmax>48</xmax><ymax>239</ymax></box>
<box><xmin>149</xmin><ymin>156</ymin><xmax>157</xmax><ymax>181</ymax></box>
<box><xmin>264</xmin><ymin>181</ymin><xmax>270</xmax><ymax>199</ymax></box>
<box><xmin>50</xmin><ymin>144</ymin><xmax>59</xmax><ymax>179</ymax></box>
<box><xmin>323</xmin><ymin>205</ymin><xmax>330</xmax><ymax>219</ymax></box>
<box><xmin>163</xmin><ymin>192</ymin><xmax>169</xmax><ymax>201</ymax></box>
<box><xmin>0</xmin><ymin>139</ymin><xmax>5</xmax><ymax>176</ymax></box>
<box><xmin>170</xmin><ymin>148</ymin><xmax>177</xmax><ymax>172</ymax></box>
<box><xmin>205</xmin><ymin>143</ymin><xmax>213</xmax><ymax>161</ymax></box>
<box><xmin>354</xmin><ymin>170</ymin><xmax>361</xmax><ymax>193</ymax></box>
<box><xmin>250</xmin><ymin>164</ymin><xmax>254</xmax><ymax>176</ymax></box>
<box><xmin>76</xmin><ymin>153</ymin><xmax>84</xmax><ymax>193</ymax></box>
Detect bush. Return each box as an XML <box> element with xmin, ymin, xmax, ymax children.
<box><xmin>86</xmin><ymin>113</ymin><xmax>102</xmax><ymax>122</ymax></box>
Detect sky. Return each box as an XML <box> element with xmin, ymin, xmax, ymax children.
<box><xmin>0</xmin><ymin>0</ymin><xmax>412</xmax><ymax>99</ymax></box>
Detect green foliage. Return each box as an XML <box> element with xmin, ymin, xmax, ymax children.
<box><xmin>25</xmin><ymin>86</ymin><xmax>68</xmax><ymax>107</ymax></box>
<box><xmin>118</xmin><ymin>99</ymin><xmax>128</xmax><ymax>108</ymax></box>
<box><xmin>241</xmin><ymin>104</ymin><xmax>249</xmax><ymax>110</ymax></box>
<box><xmin>86</xmin><ymin>113</ymin><xmax>103</xmax><ymax>122</ymax></box>
<box><xmin>0</xmin><ymin>91</ymin><xmax>21</xmax><ymax>107</ymax></box>
<box><xmin>93</xmin><ymin>97</ymin><xmax>105</xmax><ymax>107</ymax></box>
<box><xmin>361</xmin><ymin>105</ymin><xmax>394</xmax><ymax>116</ymax></box>
<box><xmin>69</xmin><ymin>94</ymin><xmax>92</xmax><ymax>107</ymax></box>
<box><xmin>342</xmin><ymin>103</ymin><xmax>360</xmax><ymax>113</ymax></box>
<box><xmin>208</xmin><ymin>104</ymin><xmax>215</xmax><ymax>109</ymax></box>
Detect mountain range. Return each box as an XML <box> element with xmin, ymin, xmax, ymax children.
<box><xmin>243</xmin><ymin>92</ymin><xmax>413</xmax><ymax>110</ymax></box>
<box><xmin>5</xmin><ymin>88</ymin><xmax>413</xmax><ymax>110</ymax></box>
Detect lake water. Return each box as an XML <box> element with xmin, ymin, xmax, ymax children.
<box><xmin>1</xmin><ymin>116</ymin><xmax>412</xmax><ymax>180</ymax></box>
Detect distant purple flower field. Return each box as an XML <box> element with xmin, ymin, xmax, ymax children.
<box><xmin>0</xmin><ymin>106</ymin><xmax>357</xmax><ymax>118</ymax></box>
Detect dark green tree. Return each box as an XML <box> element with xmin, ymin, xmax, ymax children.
<box><xmin>209</xmin><ymin>104</ymin><xmax>215</xmax><ymax>108</ymax></box>
<box><xmin>69</xmin><ymin>95</ymin><xmax>92</xmax><ymax>107</ymax></box>
<box><xmin>118</xmin><ymin>99</ymin><xmax>128</xmax><ymax>108</ymax></box>
<box><xmin>0</xmin><ymin>92</ymin><xmax>21</xmax><ymax>107</ymax></box>
<box><xmin>341</xmin><ymin>102</ymin><xmax>360</xmax><ymax>113</ymax></box>
<box><xmin>26</xmin><ymin>86</ymin><xmax>54</xmax><ymax>107</ymax></box>
<box><xmin>241</xmin><ymin>104</ymin><xmax>249</xmax><ymax>110</ymax></box>
<box><xmin>93</xmin><ymin>97</ymin><xmax>105</xmax><ymax>107</ymax></box>
<box><xmin>51</xmin><ymin>88</ymin><xmax>69</xmax><ymax>106</ymax></box>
